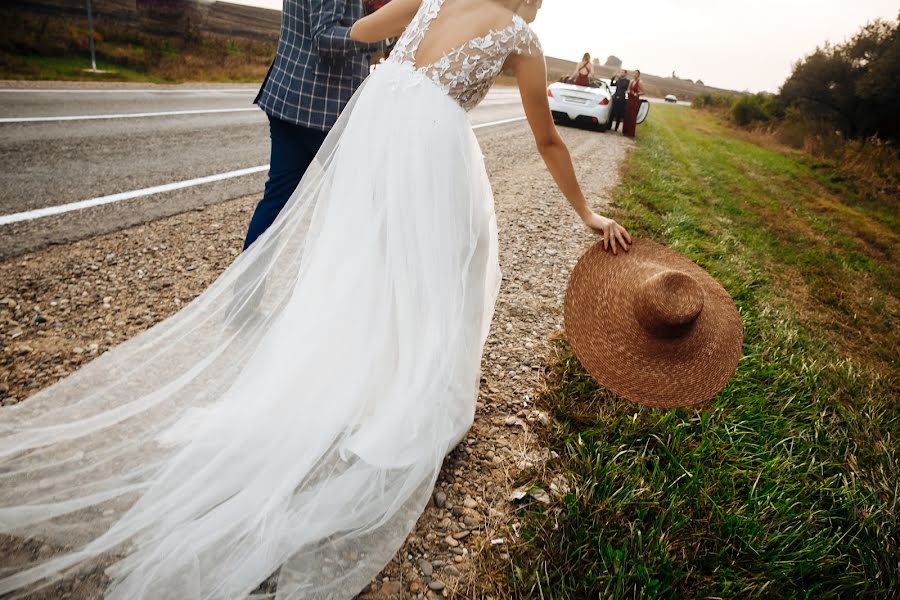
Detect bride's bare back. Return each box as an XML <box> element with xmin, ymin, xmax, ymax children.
<box><xmin>388</xmin><ymin>0</ymin><xmax>541</xmax><ymax>110</ymax></box>
<box><xmin>411</xmin><ymin>0</ymin><xmax>526</xmax><ymax>68</ymax></box>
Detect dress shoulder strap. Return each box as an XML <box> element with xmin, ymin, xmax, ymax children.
<box><xmin>511</xmin><ymin>16</ymin><xmax>542</xmax><ymax>57</ymax></box>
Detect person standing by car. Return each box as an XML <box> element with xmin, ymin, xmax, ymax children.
<box><xmin>609</xmin><ymin>69</ymin><xmax>629</xmax><ymax>132</ymax></box>
<box><xmin>623</xmin><ymin>69</ymin><xmax>645</xmax><ymax>138</ymax></box>
<box><xmin>572</xmin><ymin>52</ymin><xmax>593</xmax><ymax>86</ymax></box>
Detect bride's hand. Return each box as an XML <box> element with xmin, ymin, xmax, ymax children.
<box><xmin>581</xmin><ymin>212</ymin><xmax>633</xmax><ymax>255</ymax></box>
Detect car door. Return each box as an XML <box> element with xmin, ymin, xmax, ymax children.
<box><xmin>637</xmin><ymin>99</ymin><xmax>650</xmax><ymax>124</ymax></box>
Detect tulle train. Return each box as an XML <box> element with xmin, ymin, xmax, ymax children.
<box><xmin>0</xmin><ymin>61</ymin><xmax>501</xmax><ymax>599</ymax></box>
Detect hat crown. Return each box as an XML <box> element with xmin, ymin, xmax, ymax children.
<box><xmin>635</xmin><ymin>270</ymin><xmax>704</xmax><ymax>336</ymax></box>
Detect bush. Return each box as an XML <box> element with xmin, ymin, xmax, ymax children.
<box><xmin>692</xmin><ymin>93</ymin><xmax>734</xmax><ymax>110</ymax></box>
<box><xmin>732</xmin><ymin>93</ymin><xmax>785</xmax><ymax>126</ymax></box>
<box><xmin>692</xmin><ymin>92</ymin><xmax>785</xmax><ymax>129</ymax></box>
<box><xmin>781</xmin><ymin>16</ymin><xmax>899</xmax><ymax>141</ymax></box>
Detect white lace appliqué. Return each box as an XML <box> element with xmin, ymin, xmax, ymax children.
<box><xmin>389</xmin><ymin>0</ymin><xmax>542</xmax><ymax>111</ymax></box>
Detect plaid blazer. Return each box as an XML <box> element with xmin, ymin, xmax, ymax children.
<box><xmin>255</xmin><ymin>0</ymin><xmax>376</xmax><ymax>131</ymax></box>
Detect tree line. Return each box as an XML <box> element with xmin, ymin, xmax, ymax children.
<box><xmin>694</xmin><ymin>15</ymin><xmax>899</xmax><ymax>143</ymax></box>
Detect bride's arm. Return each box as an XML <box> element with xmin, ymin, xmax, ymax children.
<box><xmin>513</xmin><ymin>53</ymin><xmax>632</xmax><ymax>254</ymax></box>
<box><xmin>350</xmin><ymin>0</ymin><xmax>421</xmax><ymax>42</ymax></box>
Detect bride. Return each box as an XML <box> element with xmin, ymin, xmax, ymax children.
<box><xmin>0</xmin><ymin>0</ymin><xmax>631</xmax><ymax>598</ymax></box>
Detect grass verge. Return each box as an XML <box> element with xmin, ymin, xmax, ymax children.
<box><xmin>1</xmin><ymin>54</ymin><xmax>153</xmax><ymax>82</ymax></box>
<box><xmin>485</xmin><ymin>105</ymin><xmax>899</xmax><ymax>598</ymax></box>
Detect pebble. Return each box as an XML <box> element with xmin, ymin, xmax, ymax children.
<box><xmin>433</xmin><ymin>490</ymin><xmax>447</xmax><ymax>508</ymax></box>
<box><xmin>443</xmin><ymin>565</ymin><xmax>461</xmax><ymax>579</ymax></box>
<box><xmin>380</xmin><ymin>581</ymin><xmax>401</xmax><ymax>596</ymax></box>
<box><xmin>427</xmin><ymin>580</ymin><xmax>445</xmax><ymax>592</ymax></box>
<box><xmin>417</xmin><ymin>558</ymin><xmax>433</xmax><ymax>577</ymax></box>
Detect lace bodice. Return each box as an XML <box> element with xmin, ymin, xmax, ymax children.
<box><xmin>388</xmin><ymin>0</ymin><xmax>542</xmax><ymax>111</ymax></box>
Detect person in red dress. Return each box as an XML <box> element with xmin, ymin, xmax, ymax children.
<box><xmin>572</xmin><ymin>52</ymin><xmax>593</xmax><ymax>86</ymax></box>
<box><xmin>623</xmin><ymin>69</ymin><xmax>645</xmax><ymax>138</ymax></box>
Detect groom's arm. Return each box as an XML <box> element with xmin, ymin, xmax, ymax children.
<box><xmin>310</xmin><ymin>0</ymin><xmax>387</xmax><ymax>61</ymax></box>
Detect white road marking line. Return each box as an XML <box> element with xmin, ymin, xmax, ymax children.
<box><xmin>0</xmin><ymin>166</ymin><xmax>269</xmax><ymax>226</ymax></box>
<box><xmin>1</xmin><ymin>99</ymin><xmax>521</xmax><ymax>124</ymax></box>
<box><xmin>0</xmin><ymin>116</ymin><xmax>526</xmax><ymax>226</ymax></box>
<box><xmin>477</xmin><ymin>99</ymin><xmax>520</xmax><ymax>106</ymax></box>
<box><xmin>0</xmin><ymin>107</ymin><xmax>260</xmax><ymax>124</ymax></box>
<box><xmin>472</xmin><ymin>116</ymin><xmax>526</xmax><ymax>129</ymax></box>
<box><xmin>0</xmin><ymin>88</ymin><xmax>256</xmax><ymax>94</ymax></box>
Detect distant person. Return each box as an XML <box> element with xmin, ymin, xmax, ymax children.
<box><xmin>572</xmin><ymin>52</ymin><xmax>593</xmax><ymax>86</ymax></box>
<box><xmin>244</xmin><ymin>0</ymin><xmax>386</xmax><ymax>249</ymax></box>
<box><xmin>623</xmin><ymin>69</ymin><xmax>645</xmax><ymax>138</ymax></box>
<box><xmin>609</xmin><ymin>69</ymin><xmax>629</xmax><ymax>132</ymax></box>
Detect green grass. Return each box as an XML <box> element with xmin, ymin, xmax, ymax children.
<box><xmin>493</xmin><ymin>106</ymin><xmax>899</xmax><ymax>599</ymax></box>
<box><xmin>2</xmin><ymin>54</ymin><xmax>154</xmax><ymax>82</ymax></box>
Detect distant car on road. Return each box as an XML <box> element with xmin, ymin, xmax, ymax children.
<box><xmin>665</xmin><ymin>94</ymin><xmax>678</xmax><ymax>103</ymax></box>
<box><xmin>548</xmin><ymin>78</ymin><xmax>649</xmax><ymax>131</ymax></box>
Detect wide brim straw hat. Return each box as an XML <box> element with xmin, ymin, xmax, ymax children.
<box><xmin>564</xmin><ymin>239</ymin><xmax>743</xmax><ymax>409</ymax></box>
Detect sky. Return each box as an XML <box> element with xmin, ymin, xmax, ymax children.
<box><xmin>227</xmin><ymin>0</ymin><xmax>898</xmax><ymax>92</ymax></box>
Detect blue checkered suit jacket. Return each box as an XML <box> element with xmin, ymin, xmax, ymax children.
<box><xmin>255</xmin><ymin>0</ymin><xmax>377</xmax><ymax>131</ymax></box>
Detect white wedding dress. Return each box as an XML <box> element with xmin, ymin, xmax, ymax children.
<box><xmin>0</xmin><ymin>1</ymin><xmax>541</xmax><ymax>599</ymax></box>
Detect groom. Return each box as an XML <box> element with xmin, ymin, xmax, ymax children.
<box><xmin>244</xmin><ymin>0</ymin><xmax>385</xmax><ymax>249</ymax></box>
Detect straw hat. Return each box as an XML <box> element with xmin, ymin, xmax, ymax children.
<box><xmin>564</xmin><ymin>239</ymin><xmax>742</xmax><ymax>408</ymax></box>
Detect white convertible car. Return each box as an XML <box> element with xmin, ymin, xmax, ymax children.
<box><xmin>547</xmin><ymin>79</ymin><xmax>649</xmax><ymax>131</ymax></box>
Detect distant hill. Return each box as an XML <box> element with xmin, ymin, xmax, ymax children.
<box><xmin>546</xmin><ymin>56</ymin><xmax>735</xmax><ymax>101</ymax></box>
<box><xmin>203</xmin><ymin>1</ymin><xmax>281</xmax><ymax>41</ymax></box>
<box><xmin>9</xmin><ymin>0</ymin><xmax>281</xmax><ymax>42</ymax></box>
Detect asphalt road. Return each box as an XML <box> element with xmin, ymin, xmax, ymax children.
<box><xmin>0</xmin><ymin>82</ymin><xmax>526</xmax><ymax>259</ymax></box>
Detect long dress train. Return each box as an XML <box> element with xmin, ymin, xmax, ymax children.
<box><xmin>0</xmin><ymin>1</ymin><xmax>542</xmax><ymax>599</ymax></box>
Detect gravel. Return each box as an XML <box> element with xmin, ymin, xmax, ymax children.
<box><xmin>0</xmin><ymin>122</ymin><xmax>631</xmax><ymax>598</ymax></box>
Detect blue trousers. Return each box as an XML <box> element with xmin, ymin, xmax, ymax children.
<box><xmin>243</xmin><ymin>114</ymin><xmax>330</xmax><ymax>250</ymax></box>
